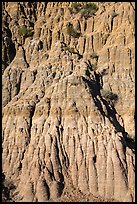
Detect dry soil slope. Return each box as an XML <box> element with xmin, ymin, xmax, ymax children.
<box><xmin>2</xmin><ymin>2</ymin><xmax>135</xmax><ymax>202</ymax></box>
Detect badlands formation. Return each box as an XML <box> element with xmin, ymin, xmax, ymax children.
<box><xmin>2</xmin><ymin>2</ymin><xmax>135</xmax><ymax>202</ymax></box>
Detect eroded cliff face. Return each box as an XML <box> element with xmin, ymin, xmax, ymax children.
<box><xmin>2</xmin><ymin>2</ymin><xmax>135</xmax><ymax>202</ymax></box>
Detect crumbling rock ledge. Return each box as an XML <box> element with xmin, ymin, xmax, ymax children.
<box><xmin>2</xmin><ymin>2</ymin><xmax>135</xmax><ymax>202</ymax></box>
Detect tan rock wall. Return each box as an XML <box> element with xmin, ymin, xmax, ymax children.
<box><xmin>2</xmin><ymin>2</ymin><xmax>135</xmax><ymax>202</ymax></box>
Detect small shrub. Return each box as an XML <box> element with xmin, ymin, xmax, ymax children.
<box><xmin>91</xmin><ymin>52</ymin><xmax>98</xmax><ymax>59</ymax></box>
<box><xmin>65</xmin><ymin>46</ymin><xmax>75</xmax><ymax>53</ymax></box>
<box><xmin>126</xmin><ymin>133</ymin><xmax>135</xmax><ymax>142</ymax></box>
<box><xmin>111</xmin><ymin>11</ymin><xmax>119</xmax><ymax>18</ymax></box>
<box><xmin>67</xmin><ymin>24</ymin><xmax>81</xmax><ymax>38</ymax></box>
<box><xmin>82</xmin><ymin>3</ymin><xmax>98</xmax><ymax>11</ymax></box>
<box><xmin>81</xmin><ymin>9</ymin><xmax>97</xmax><ymax>19</ymax></box>
<box><xmin>79</xmin><ymin>3</ymin><xmax>98</xmax><ymax>19</ymax></box>
<box><xmin>69</xmin><ymin>2</ymin><xmax>98</xmax><ymax>19</ymax></box>
<box><xmin>71</xmin><ymin>2</ymin><xmax>82</xmax><ymax>9</ymax></box>
<box><xmin>101</xmin><ymin>89</ymin><xmax>118</xmax><ymax>102</ymax></box>
<box><xmin>69</xmin><ymin>2</ymin><xmax>82</xmax><ymax>14</ymax></box>
<box><xmin>18</xmin><ymin>26</ymin><xmax>33</xmax><ymax>37</ymax></box>
<box><xmin>79</xmin><ymin>9</ymin><xmax>91</xmax><ymax>18</ymax></box>
<box><xmin>68</xmin><ymin>7</ymin><xmax>73</xmax><ymax>13</ymax></box>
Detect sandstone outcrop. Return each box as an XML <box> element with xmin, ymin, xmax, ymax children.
<box><xmin>2</xmin><ymin>2</ymin><xmax>135</xmax><ymax>202</ymax></box>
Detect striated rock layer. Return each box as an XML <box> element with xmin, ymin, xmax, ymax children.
<box><xmin>2</xmin><ymin>2</ymin><xmax>135</xmax><ymax>202</ymax></box>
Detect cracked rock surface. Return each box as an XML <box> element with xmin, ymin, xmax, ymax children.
<box><xmin>2</xmin><ymin>2</ymin><xmax>135</xmax><ymax>202</ymax></box>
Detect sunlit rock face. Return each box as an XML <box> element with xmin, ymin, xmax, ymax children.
<box><xmin>2</xmin><ymin>2</ymin><xmax>135</xmax><ymax>202</ymax></box>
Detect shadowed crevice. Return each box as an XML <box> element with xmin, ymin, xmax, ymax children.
<box><xmin>82</xmin><ymin>70</ymin><xmax>135</xmax><ymax>152</ymax></box>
